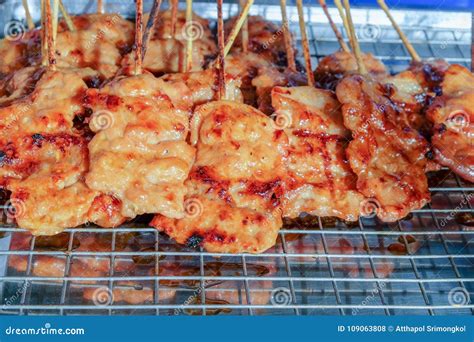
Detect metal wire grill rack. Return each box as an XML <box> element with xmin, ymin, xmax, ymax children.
<box><xmin>0</xmin><ymin>2</ymin><xmax>473</xmax><ymax>316</ymax></box>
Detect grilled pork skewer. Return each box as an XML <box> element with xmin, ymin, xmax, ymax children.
<box><xmin>85</xmin><ymin>0</ymin><xmax>195</xmax><ymax>221</ymax></box>
<box><xmin>378</xmin><ymin>0</ymin><xmax>473</xmax><ymax>182</ymax></box>
<box><xmin>152</xmin><ymin>0</ymin><xmax>287</xmax><ymax>253</ymax></box>
<box><xmin>335</xmin><ymin>0</ymin><xmax>430</xmax><ymax>221</ymax></box>
<box><xmin>264</xmin><ymin>0</ymin><xmax>364</xmax><ymax>221</ymax></box>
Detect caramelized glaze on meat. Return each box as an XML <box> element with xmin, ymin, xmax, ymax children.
<box><xmin>271</xmin><ymin>86</ymin><xmax>364</xmax><ymax>220</ymax></box>
<box><xmin>151</xmin><ymin>101</ymin><xmax>287</xmax><ymax>253</ymax></box>
<box><xmin>314</xmin><ymin>51</ymin><xmax>387</xmax><ymax>91</ymax></box>
<box><xmin>85</xmin><ymin>73</ymin><xmax>196</xmax><ymax>220</ymax></box>
<box><xmin>336</xmin><ymin>75</ymin><xmax>430</xmax><ymax>221</ymax></box>
<box><xmin>426</xmin><ymin>64</ymin><xmax>474</xmax><ymax>182</ymax></box>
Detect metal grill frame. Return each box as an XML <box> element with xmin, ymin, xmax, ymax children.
<box><xmin>0</xmin><ymin>2</ymin><xmax>473</xmax><ymax>316</ymax></box>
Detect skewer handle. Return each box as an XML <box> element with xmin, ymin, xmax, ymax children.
<box><xmin>142</xmin><ymin>0</ymin><xmax>163</xmax><ymax>58</ymax></box>
<box><xmin>296</xmin><ymin>0</ymin><xmax>315</xmax><ymax>86</ymax></box>
<box><xmin>343</xmin><ymin>0</ymin><xmax>367</xmax><ymax>75</ymax></box>
<box><xmin>216</xmin><ymin>0</ymin><xmax>226</xmax><ymax>100</ymax></box>
<box><xmin>377</xmin><ymin>0</ymin><xmax>421</xmax><ymax>62</ymax></box>
<box><xmin>239</xmin><ymin>0</ymin><xmax>249</xmax><ymax>52</ymax></box>
<box><xmin>185</xmin><ymin>0</ymin><xmax>193</xmax><ymax>72</ymax></box>
<box><xmin>97</xmin><ymin>0</ymin><xmax>104</xmax><ymax>14</ymax></box>
<box><xmin>59</xmin><ymin>0</ymin><xmax>75</xmax><ymax>32</ymax></box>
<box><xmin>170</xmin><ymin>0</ymin><xmax>178</xmax><ymax>38</ymax></box>
<box><xmin>21</xmin><ymin>0</ymin><xmax>35</xmax><ymax>30</ymax></box>
<box><xmin>280</xmin><ymin>0</ymin><xmax>297</xmax><ymax>71</ymax></box>
<box><xmin>223</xmin><ymin>0</ymin><xmax>255</xmax><ymax>58</ymax></box>
<box><xmin>318</xmin><ymin>0</ymin><xmax>349</xmax><ymax>52</ymax></box>
<box><xmin>134</xmin><ymin>0</ymin><xmax>143</xmax><ymax>75</ymax></box>
<box><xmin>333</xmin><ymin>0</ymin><xmax>352</xmax><ymax>51</ymax></box>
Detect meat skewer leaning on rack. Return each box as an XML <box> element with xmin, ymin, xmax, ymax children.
<box><xmin>269</xmin><ymin>0</ymin><xmax>365</xmax><ymax>221</ymax></box>
<box><xmin>377</xmin><ymin>0</ymin><xmax>473</xmax><ymax>183</ymax></box>
<box><xmin>151</xmin><ymin>0</ymin><xmax>288</xmax><ymax>254</ymax></box>
<box><xmin>333</xmin><ymin>0</ymin><xmax>431</xmax><ymax>221</ymax></box>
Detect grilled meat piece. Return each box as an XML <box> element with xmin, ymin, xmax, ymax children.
<box><xmin>314</xmin><ymin>51</ymin><xmax>387</xmax><ymax>91</ymax></box>
<box><xmin>152</xmin><ymin>101</ymin><xmax>287</xmax><ymax>253</ymax></box>
<box><xmin>85</xmin><ymin>73</ymin><xmax>196</xmax><ymax>220</ymax></box>
<box><xmin>271</xmin><ymin>86</ymin><xmax>364</xmax><ymax>220</ymax></box>
<box><xmin>426</xmin><ymin>64</ymin><xmax>474</xmax><ymax>182</ymax></box>
<box><xmin>336</xmin><ymin>75</ymin><xmax>430</xmax><ymax>221</ymax></box>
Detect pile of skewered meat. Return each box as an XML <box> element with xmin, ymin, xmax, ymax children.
<box><xmin>0</xmin><ymin>0</ymin><xmax>472</xmax><ymax>256</ymax></box>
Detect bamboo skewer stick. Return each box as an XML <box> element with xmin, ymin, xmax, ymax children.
<box><xmin>334</xmin><ymin>0</ymin><xmax>352</xmax><ymax>51</ymax></box>
<box><xmin>216</xmin><ymin>0</ymin><xmax>226</xmax><ymax>100</ymax></box>
<box><xmin>45</xmin><ymin>0</ymin><xmax>57</xmax><ymax>69</ymax></box>
<box><xmin>142</xmin><ymin>0</ymin><xmax>163</xmax><ymax>59</ymax></box>
<box><xmin>134</xmin><ymin>0</ymin><xmax>143</xmax><ymax>75</ymax></box>
<box><xmin>239</xmin><ymin>0</ymin><xmax>249</xmax><ymax>53</ymax></box>
<box><xmin>170</xmin><ymin>0</ymin><xmax>178</xmax><ymax>38</ymax></box>
<box><xmin>296</xmin><ymin>0</ymin><xmax>315</xmax><ymax>86</ymax></box>
<box><xmin>21</xmin><ymin>0</ymin><xmax>34</xmax><ymax>30</ymax></box>
<box><xmin>97</xmin><ymin>0</ymin><xmax>104</xmax><ymax>14</ymax></box>
<box><xmin>223</xmin><ymin>0</ymin><xmax>254</xmax><ymax>58</ymax></box>
<box><xmin>343</xmin><ymin>0</ymin><xmax>367</xmax><ymax>75</ymax></box>
<box><xmin>319</xmin><ymin>0</ymin><xmax>349</xmax><ymax>52</ymax></box>
<box><xmin>41</xmin><ymin>0</ymin><xmax>47</xmax><ymax>66</ymax></box>
<box><xmin>52</xmin><ymin>0</ymin><xmax>59</xmax><ymax>40</ymax></box>
<box><xmin>59</xmin><ymin>0</ymin><xmax>75</xmax><ymax>32</ymax></box>
<box><xmin>280</xmin><ymin>0</ymin><xmax>297</xmax><ymax>72</ymax></box>
<box><xmin>377</xmin><ymin>0</ymin><xmax>421</xmax><ymax>62</ymax></box>
<box><xmin>185</xmin><ymin>0</ymin><xmax>193</xmax><ymax>72</ymax></box>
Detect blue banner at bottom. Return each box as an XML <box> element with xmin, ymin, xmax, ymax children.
<box><xmin>0</xmin><ymin>316</ymin><xmax>472</xmax><ymax>342</ymax></box>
